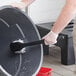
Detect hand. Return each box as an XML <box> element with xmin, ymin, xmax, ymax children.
<box><xmin>10</xmin><ymin>2</ymin><xmax>26</xmax><ymax>9</ymax></box>
<box><xmin>11</xmin><ymin>0</ymin><xmax>36</xmax><ymax>9</ymax></box>
<box><xmin>42</xmin><ymin>31</ymin><xmax>58</xmax><ymax>45</ymax></box>
<box><xmin>22</xmin><ymin>0</ymin><xmax>36</xmax><ymax>5</ymax></box>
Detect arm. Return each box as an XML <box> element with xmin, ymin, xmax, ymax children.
<box><xmin>52</xmin><ymin>0</ymin><xmax>76</xmax><ymax>34</ymax></box>
<box><xmin>43</xmin><ymin>0</ymin><xmax>76</xmax><ymax>45</ymax></box>
<box><xmin>11</xmin><ymin>0</ymin><xmax>36</xmax><ymax>9</ymax></box>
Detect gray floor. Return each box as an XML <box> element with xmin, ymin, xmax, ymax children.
<box><xmin>42</xmin><ymin>46</ymin><xmax>76</xmax><ymax>76</ymax></box>
<box><xmin>42</xmin><ymin>55</ymin><xmax>76</xmax><ymax>76</ymax></box>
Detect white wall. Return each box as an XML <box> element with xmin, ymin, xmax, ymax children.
<box><xmin>28</xmin><ymin>0</ymin><xmax>66</xmax><ymax>24</ymax></box>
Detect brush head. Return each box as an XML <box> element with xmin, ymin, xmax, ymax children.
<box><xmin>10</xmin><ymin>42</ymin><xmax>23</xmax><ymax>52</ymax></box>
<box><xmin>10</xmin><ymin>39</ymin><xmax>26</xmax><ymax>54</ymax></box>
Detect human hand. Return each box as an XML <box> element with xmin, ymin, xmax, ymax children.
<box><xmin>22</xmin><ymin>0</ymin><xmax>36</xmax><ymax>5</ymax></box>
<box><xmin>11</xmin><ymin>0</ymin><xmax>36</xmax><ymax>9</ymax></box>
<box><xmin>10</xmin><ymin>2</ymin><xmax>26</xmax><ymax>9</ymax></box>
<box><xmin>42</xmin><ymin>31</ymin><xmax>58</xmax><ymax>45</ymax></box>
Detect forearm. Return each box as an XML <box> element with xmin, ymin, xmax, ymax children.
<box><xmin>51</xmin><ymin>3</ymin><xmax>76</xmax><ymax>34</ymax></box>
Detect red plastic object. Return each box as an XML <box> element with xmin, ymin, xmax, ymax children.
<box><xmin>36</xmin><ymin>67</ymin><xmax>52</xmax><ymax>76</ymax></box>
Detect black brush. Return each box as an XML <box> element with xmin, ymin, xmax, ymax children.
<box><xmin>10</xmin><ymin>40</ymin><xmax>44</xmax><ymax>53</ymax></box>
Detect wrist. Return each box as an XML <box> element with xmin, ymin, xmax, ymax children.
<box><xmin>50</xmin><ymin>31</ymin><xmax>59</xmax><ymax>38</ymax></box>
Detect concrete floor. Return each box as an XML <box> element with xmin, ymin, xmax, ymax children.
<box><xmin>42</xmin><ymin>46</ymin><xmax>76</xmax><ymax>76</ymax></box>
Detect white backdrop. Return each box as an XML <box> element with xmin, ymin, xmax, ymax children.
<box><xmin>28</xmin><ymin>0</ymin><xmax>66</xmax><ymax>24</ymax></box>
<box><xmin>0</xmin><ymin>0</ymin><xmax>21</xmax><ymax>7</ymax></box>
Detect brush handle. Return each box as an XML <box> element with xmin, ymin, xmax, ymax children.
<box><xmin>22</xmin><ymin>39</ymin><xmax>44</xmax><ymax>47</ymax></box>
<box><xmin>10</xmin><ymin>39</ymin><xmax>45</xmax><ymax>53</ymax></box>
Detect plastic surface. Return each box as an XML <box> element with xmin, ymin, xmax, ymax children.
<box><xmin>36</xmin><ymin>67</ymin><xmax>52</xmax><ymax>76</ymax></box>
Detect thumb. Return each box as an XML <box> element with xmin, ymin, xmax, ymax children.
<box><xmin>42</xmin><ymin>35</ymin><xmax>46</xmax><ymax>40</ymax></box>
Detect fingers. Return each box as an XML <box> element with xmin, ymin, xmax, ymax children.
<box><xmin>42</xmin><ymin>31</ymin><xmax>58</xmax><ymax>45</ymax></box>
<box><xmin>43</xmin><ymin>36</ymin><xmax>57</xmax><ymax>45</ymax></box>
